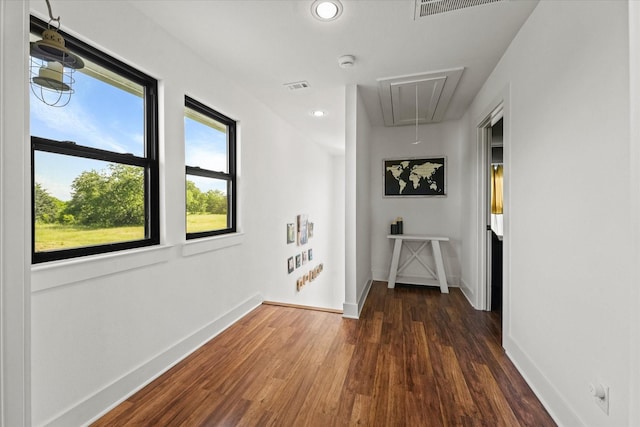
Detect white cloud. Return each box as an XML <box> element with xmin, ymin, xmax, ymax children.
<box><xmin>186</xmin><ymin>143</ymin><xmax>227</xmax><ymax>172</ymax></box>
<box><xmin>31</xmin><ymin>95</ymin><xmax>131</xmax><ymax>153</ymax></box>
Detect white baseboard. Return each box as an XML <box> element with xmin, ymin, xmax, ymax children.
<box><xmin>504</xmin><ymin>335</ymin><xmax>581</xmax><ymax>427</ymax></box>
<box><xmin>43</xmin><ymin>293</ymin><xmax>264</xmax><ymax>427</ymax></box>
<box><xmin>459</xmin><ymin>278</ymin><xmax>477</xmax><ymax>308</ymax></box>
<box><xmin>343</xmin><ymin>279</ymin><xmax>372</xmax><ymax>319</ymax></box>
<box><xmin>342</xmin><ymin>302</ymin><xmax>359</xmax><ymax>319</ymax></box>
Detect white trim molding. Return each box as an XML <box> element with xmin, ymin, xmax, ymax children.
<box><xmin>343</xmin><ymin>279</ymin><xmax>372</xmax><ymax>319</ymax></box>
<box><xmin>628</xmin><ymin>2</ymin><xmax>640</xmax><ymax>424</ymax></box>
<box><xmin>47</xmin><ymin>293</ymin><xmax>264</xmax><ymax>427</ymax></box>
<box><xmin>504</xmin><ymin>335</ymin><xmax>579</xmax><ymax>426</ymax></box>
<box><xmin>1</xmin><ymin>1</ymin><xmax>31</xmax><ymax>425</ymax></box>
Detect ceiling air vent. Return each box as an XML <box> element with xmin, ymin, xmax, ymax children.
<box><xmin>415</xmin><ymin>0</ymin><xmax>503</xmax><ymax>19</ymax></box>
<box><xmin>284</xmin><ymin>81</ymin><xmax>310</xmax><ymax>91</ymax></box>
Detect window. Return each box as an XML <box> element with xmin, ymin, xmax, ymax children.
<box><xmin>30</xmin><ymin>16</ymin><xmax>159</xmax><ymax>263</ymax></box>
<box><xmin>184</xmin><ymin>96</ymin><xmax>236</xmax><ymax>238</ymax></box>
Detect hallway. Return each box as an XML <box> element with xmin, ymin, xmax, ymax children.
<box><xmin>93</xmin><ymin>282</ymin><xmax>555</xmax><ymax>426</ymax></box>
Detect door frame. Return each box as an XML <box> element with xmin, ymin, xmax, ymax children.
<box><xmin>477</xmin><ymin>102</ymin><xmax>504</xmax><ymax>312</ymax></box>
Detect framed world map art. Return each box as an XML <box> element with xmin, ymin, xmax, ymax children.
<box><xmin>383</xmin><ymin>156</ymin><xmax>446</xmax><ymax>197</ymax></box>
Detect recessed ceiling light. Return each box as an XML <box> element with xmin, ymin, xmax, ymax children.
<box><xmin>312</xmin><ymin>110</ymin><xmax>326</xmax><ymax>117</ymax></box>
<box><xmin>311</xmin><ymin>0</ymin><xmax>343</xmax><ymax>21</ymax></box>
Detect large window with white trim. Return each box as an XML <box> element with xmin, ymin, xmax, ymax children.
<box><xmin>30</xmin><ymin>16</ymin><xmax>159</xmax><ymax>263</ymax></box>
<box><xmin>184</xmin><ymin>96</ymin><xmax>236</xmax><ymax>238</ymax></box>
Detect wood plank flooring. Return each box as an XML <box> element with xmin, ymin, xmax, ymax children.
<box><xmin>92</xmin><ymin>282</ymin><xmax>556</xmax><ymax>426</ymax></box>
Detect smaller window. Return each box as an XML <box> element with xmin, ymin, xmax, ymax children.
<box><xmin>185</xmin><ymin>97</ymin><xmax>236</xmax><ymax>238</ymax></box>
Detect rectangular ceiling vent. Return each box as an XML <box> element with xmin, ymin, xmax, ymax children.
<box><xmin>284</xmin><ymin>81</ymin><xmax>310</xmax><ymax>91</ymax></box>
<box><xmin>415</xmin><ymin>0</ymin><xmax>503</xmax><ymax>19</ymax></box>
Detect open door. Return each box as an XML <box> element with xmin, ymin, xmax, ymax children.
<box><xmin>489</xmin><ymin>119</ymin><xmax>503</xmax><ymax>312</ymax></box>
<box><xmin>479</xmin><ymin>106</ymin><xmax>504</xmax><ymax>312</ymax></box>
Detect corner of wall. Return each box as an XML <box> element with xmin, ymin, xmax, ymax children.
<box><xmin>50</xmin><ymin>294</ymin><xmax>264</xmax><ymax>427</ymax></box>
<box><xmin>342</xmin><ymin>302</ymin><xmax>359</xmax><ymax>319</ymax></box>
<box><xmin>342</xmin><ymin>279</ymin><xmax>372</xmax><ymax>319</ymax></box>
<box><xmin>1</xmin><ymin>1</ymin><xmax>31</xmax><ymax>425</ymax></box>
<box><xmin>629</xmin><ymin>3</ymin><xmax>640</xmax><ymax>425</ymax></box>
<box><xmin>459</xmin><ymin>278</ymin><xmax>477</xmax><ymax>308</ymax></box>
<box><xmin>503</xmin><ymin>336</ymin><xmax>582</xmax><ymax>426</ymax></box>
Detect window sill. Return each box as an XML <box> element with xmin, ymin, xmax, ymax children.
<box><xmin>182</xmin><ymin>232</ymin><xmax>244</xmax><ymax>257</ymax></box>
<box><xmin>31</xmin><ymin>245</ymin><xmax>173</xmax><ymax>293</ymax></box>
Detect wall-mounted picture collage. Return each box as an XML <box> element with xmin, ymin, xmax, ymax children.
<box><xmin>286</xmin><ymin>214</ymin><xmax>322</xmax><ymax>291</ymax></box>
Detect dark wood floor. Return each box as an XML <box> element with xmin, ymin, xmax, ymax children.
<box><xmin>93</xmin><ymin>281</ymin><xmax>556</xmax><ymax>426</ymax></box>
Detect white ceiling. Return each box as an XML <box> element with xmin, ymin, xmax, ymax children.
<box><xmin>130</xmin><ymin>0</ymin><xmax>538</xmax><ymax>153</ymax></box>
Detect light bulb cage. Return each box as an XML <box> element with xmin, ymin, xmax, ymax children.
<box><xmin>30</xmin><ymin>55</ymin><xmax>76</xmax><ymax>107</ymax></box>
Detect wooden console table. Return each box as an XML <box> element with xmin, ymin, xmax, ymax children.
<box><xmin>387</xmin><ymin>235</ymin><xmax>449</xmax><ymax>293</ymax></box>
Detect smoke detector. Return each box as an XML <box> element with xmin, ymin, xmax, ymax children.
<box><xmin>338</xmin><ymin>55</ymin><xmax>355</xmax><ymax>69</ymax></box>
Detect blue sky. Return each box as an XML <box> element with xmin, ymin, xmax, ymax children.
<box><xmin>31</xmin><ymin>63</ymin><xmax>227</xmax><ymax>201</ymax></box>
<box><xmin>184</xmin><ymin>115</ymin><xmax>229</xmax><ymax>194</ymax></box>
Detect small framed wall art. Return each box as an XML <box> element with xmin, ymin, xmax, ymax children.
<box><xmin>286</xmin><ymin>223</ymin><xmax>295</xmax><ymax>244</ymax></box>
<box><xmin>297</xmin><ymin>214</ymin><xmax>308</xmax><ymax>245</ymax></box>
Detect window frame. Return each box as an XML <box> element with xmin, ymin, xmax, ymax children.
<box><xmin>184</xmin><ymin>96</ymin><xmax>237</xmax><ymax>239</ymax></box>
<box><xmin>30</xmin><ymin>16</ymin><xmax>159</xmax><ymax>263</ymax></box>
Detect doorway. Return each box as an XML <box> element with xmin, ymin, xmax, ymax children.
<box><xmin>479</xmin><ymin>106</ymin><xmax>504</xmax><ymax>313</ymax></box>
<box><xmin>488</xmin><ymin>119</ymin><xmax>503</xmax><ymax>312</ymax></box>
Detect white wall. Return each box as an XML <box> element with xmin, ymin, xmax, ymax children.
<box><xmin>26</xmin><ymin>1</ymin><xmax>344</xmax><ymax>425</ymax></box>
<box><xmin>0</xmin><ymin>1</ymin><xmax>31</xmax><ymax>425</ymax></box>
<box><xmin>257</xmin><ymin>127</ymin><xmax>345</xmax><ymax>308</ymax></box>
<box><xmin>628</xmin><ymin>3</ymin><xmax>640</xmax><ymax>425</ymax></box>
<box><xmin>369</xmin><ymin>121</ymin><xmax>463</xmax><ymax>286</ymax></box>
<box><xmin>331</xmin><ymin>153</ymin><xmax>347</xmax><ymax>307</ymax></box>
<box><xmin>462</xmin><ymin>1</ymin><xmax>635</xmax><ymax>425</ymax></box>
<box><xmin>458</xmin><ymin>109</ymin><xmax>478</xmax><ymax>303</ymax></box>
<box><xmin>344</xmin><ymin>85</ymin><xmax>373</xmax><ymax>318</ymax></box>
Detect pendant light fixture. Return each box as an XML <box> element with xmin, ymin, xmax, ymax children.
<box><xmin>30</xmin><ymin>0</ymin><xmax>84</xmax><ymax>107</ymax></box>
<box><xmin>413</xmin><ymin>84</ymin><xmax>422</xmax><ymax>145</ymax></box>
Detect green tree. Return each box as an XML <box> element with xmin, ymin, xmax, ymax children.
<box><xmin>204</xmin><ymin>189</ymin><xmax>227</xmax><ymax>214</ymax></box>
<box><xmin>186</xmin><ymin>180</ymin><xmax>206</xmax><ymax>214</ymax></box>
<box><xmin>66</xmin><ymin>164</ymin><xmax>144</xmax><ymax>227</ymax></box>
<box><xmin>34</xmin><ymin>182</ymin><xmax>62</xmax><ymax>223</ymax></box>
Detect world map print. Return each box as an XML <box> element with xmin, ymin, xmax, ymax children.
<box><xmin>384</xmin><ymin>157</ymin><xmax>446</xmax><ymax>196</ymax></box>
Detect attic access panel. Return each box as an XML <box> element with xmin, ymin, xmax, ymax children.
<box><xmin>378</xmin><ymin>68</ymin><xmax>464</xmax><ymax>127</ymax></box>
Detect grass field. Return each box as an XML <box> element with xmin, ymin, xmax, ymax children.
<box><xmin>35</xmin><ymin>223</ymin><xmax>144</xmax><ymax>252</ymax></box>
<box><xmin>35</xmin><ymin>214</ymin><xmax>227</xmax><ymax>251</ymax></box>
<box><xmin>186</xmin><ymin>214</ymin><xmax>227</xmax><ymax>233</ymax></box>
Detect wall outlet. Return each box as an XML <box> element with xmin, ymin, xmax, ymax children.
<box><xmin>589</xmin><ymin>383</ymin><xmax>609</xmax><ymax>415</ymax></box>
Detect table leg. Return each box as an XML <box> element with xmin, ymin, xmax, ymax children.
<box><xmin>431</xmin><ymin>240</ymin><xmax>449</xmax><ymax>293</ymax></box>
<box><xmin>388</xmin><ymin>239</ymin><xmax>403</xmax><ymax>288</ymax></box>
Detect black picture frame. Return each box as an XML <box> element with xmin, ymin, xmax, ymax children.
<box><xmin>383</xmin><ymin>156</ymin><xmax>446</xmax><ymax>197</ymax></box>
